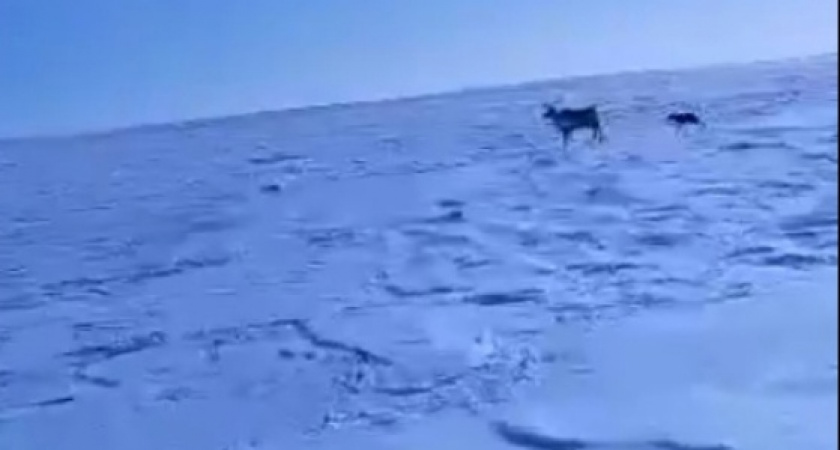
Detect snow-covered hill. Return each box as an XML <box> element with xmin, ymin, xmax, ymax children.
<box><xmin>0</xmin><ymin>54</ymin><xmax>836</xmax><ymax>450</ymax></box>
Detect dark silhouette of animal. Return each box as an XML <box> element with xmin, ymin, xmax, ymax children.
<box><xmin>666</xmin><ymin>112</ymin><xmax>705</xmax><ymax>131</ymax></box>
<box><xmin>541</xmin><ymin>104</ymin><xmax>605</xmax><ymax>149</ymax></box>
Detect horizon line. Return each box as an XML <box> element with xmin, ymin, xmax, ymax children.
<box><xmin>2</xmin><ymin>51</ymin><xmax>836</xmax><ymax>144</ymax></box>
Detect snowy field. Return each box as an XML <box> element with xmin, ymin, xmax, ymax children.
<box><xmin>0</xmin><ymin>54</ymin><xmax>836</xmax><ymax>450</ymax></box>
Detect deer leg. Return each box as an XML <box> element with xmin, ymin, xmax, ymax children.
<box><xmin>593</xmin><ymin>126</ymin><xmax>605</xmax><ymax>143</ymax></box>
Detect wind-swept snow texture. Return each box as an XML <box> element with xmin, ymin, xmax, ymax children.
<box><xmin>1</xmin><ymin>54</ymin><xmax>836</xmax><ymax>450</ymax></box>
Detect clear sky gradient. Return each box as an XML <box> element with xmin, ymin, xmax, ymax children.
<box><xmin>1</xmin><ymin>0</ymin><xmax>837</xmax><ymax>138</ymax></box>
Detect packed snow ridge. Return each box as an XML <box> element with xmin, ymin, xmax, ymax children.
<box><xmin>0</xmin><ymin>54</ymin><xmax>837</xmax><ymax>450</ymax></box>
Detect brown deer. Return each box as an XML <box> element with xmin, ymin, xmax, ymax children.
<box><xmin>541</xmin><ymin>104</ymin><xmax>606</xmax><ymax>149</ymax></box>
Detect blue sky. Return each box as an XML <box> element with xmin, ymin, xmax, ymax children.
<box><xmin>1</xmin><ymin>0</ymin><xmax>836</xmax><ymax>138</ymax></box>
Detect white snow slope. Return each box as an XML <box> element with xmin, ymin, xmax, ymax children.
<box><xmin>0</xmin><ymin>54</ymin><xmax>837</xmax><ymax>450</ymax></box>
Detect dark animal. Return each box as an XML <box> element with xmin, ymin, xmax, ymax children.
<box><xmin>666</xmin><ymin>112</ymin><xmax>705</xmax><ymax>131</ymax></box>
<box><xmin>542</xmin><ymin>104</ymin><xmax>605</xmax><ymax>149</ymax></box>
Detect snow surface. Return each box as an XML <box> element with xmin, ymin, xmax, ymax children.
<box><xmin>0</xmin><ymin>54</ymin><xmax>837</xmax><ymax>450</ymax></box>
